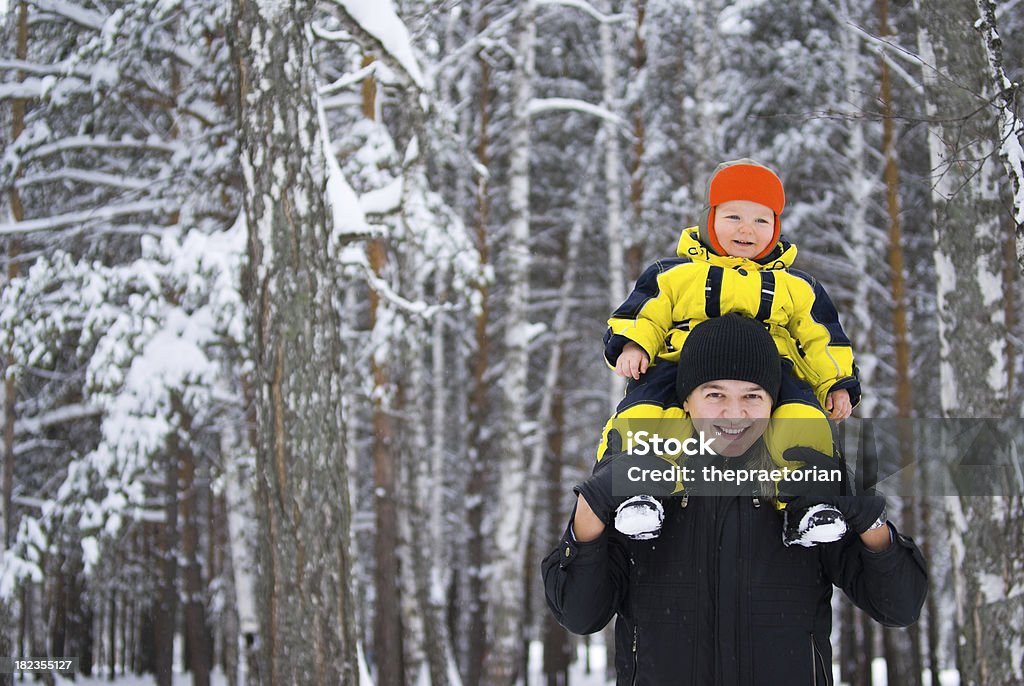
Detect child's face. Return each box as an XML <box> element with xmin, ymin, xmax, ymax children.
<box><xmin>712</xmin><ymin>200</ymin><xmax>776</xmax><ymax>258</ymax></box>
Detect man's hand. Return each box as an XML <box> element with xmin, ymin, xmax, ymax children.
<box><xmin>826</xmin><ymin>389</ymin><xmax>852</xmax><ymax>421</ymax></box>
<box><xmin>780</xmin><ymin>492</ymin><xmax>886</xmax><ymax>536</ymax></box>
<box><xmin>574</xmin><ymin>431</ymin><xmax>679</xmax><ymax>527</ymax></box>
<box><xmin>776</xmin><ymin>447</ymin><xmax>843</xmax><ymax>500</ymax></box>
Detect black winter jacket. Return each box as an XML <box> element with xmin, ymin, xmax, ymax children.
<box><xmin>542</xmin><ymin>493</ymin><xmax>927</xmax><ymax>686</ymax></box>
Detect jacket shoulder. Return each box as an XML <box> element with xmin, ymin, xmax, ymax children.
<box><xmin>786</xmin><ymin>268</ymin><xmax>817</xmax><ymax>288</ymax></box>
<box><xmin>651</xmin><ymin>256</ymin><xmax>694</xmax><ymax>273</ymax></box>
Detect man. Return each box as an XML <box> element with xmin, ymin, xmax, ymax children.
<box><xmin>543</xmin><ymin>314</ymin><xmax>927</xmax><ymax>685</ymax></box>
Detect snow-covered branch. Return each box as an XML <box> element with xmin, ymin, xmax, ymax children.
<box><xmin>820</xmin><ymin>3</ymin><xmax>924</xmax><ymax>95</ymax></box>
<box><xmin>15</xmin><ymin>169</ymin><xmax>155</xmax><ymax>192</ymax></box>
<box><xmin>0</xmin><ymin>79</ymin><xmax>52</xmax><ymax>99</ymax></box>
<box><xmin>0</xmin><ymin>58</ymin><xmax>89</xmax><ymax>78</ymax></box>
<box><xmin>0</xmin><ymin>200</ymin><xmax>178</xmax><ymax>235</ymax></box>
<box><xmin>536</xmin><ymin>0</ymin><xmax>631</xmax><ymax>24</ymax></box>
<box><xmin>15</xmin><ymin>403</ymin><xmax>102</xmax><ymax>436</ymax></box>
<box><xmin>326</xmin><ymin>0</ymin><xmax>426</xmax><ymax>90</ymax></box>
<box><xmin>15</xmin><ymin>134</ymin><xmax>181</xmax><ymax>162</ymax></box>
<box><xmin>527</xmin><ymin>97</ymin><xmax>624</xmax><ymax>126</ymax></box>
<box><xmin>318</xmin><ymin>62</ymin><xmax>379</xmax><ymax>96</ymax></box>
<box><xmin>29</xmin><ymin>0</ymin><xmax>105</xmax><ymax>30</ymax></box>
<box><xmin>428</xmin><ymin>8</ymin><xmax>518</xmax><ymax>78</ymax></box>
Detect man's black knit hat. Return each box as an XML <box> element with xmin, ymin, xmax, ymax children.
<box><xmin>676</xmin><ymin>314</ymin><xmax>781</xmax><ymax>405</ymax></box>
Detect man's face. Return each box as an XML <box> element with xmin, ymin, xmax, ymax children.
<box><xmin>683</xmin><ymin>379</ymin><xmax>772</xmax><ymax>457</ymax></box>
<box><xmin>712</xmin><ymin>199</ymin><xmax>776</xmax><ymax>258</ymax></box>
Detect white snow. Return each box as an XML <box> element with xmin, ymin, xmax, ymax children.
<box><xmin>527</xmin><ymin>97</ymin><xmax>624</xmax><ymax>126</ymax></box>
<box><xmin>334</xmin><ymin>0</ymin><xmax>425</xmax><ymax>89</ymax></box>
<box><xmin>359</xmin><ymin>177</ymin><xmax>404</xmax><ymax>215</ymax></box>
<box><xmin>614</xmin><ymin>495</ymin><xmax>664</xmax><ymax>539</ymax></box>
<box><xmin>535</xmin><ymin>0</ymin><xmax>630</xmax><ymax>24</ymax></box>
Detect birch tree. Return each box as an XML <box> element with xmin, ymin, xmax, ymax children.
<box><xmin>481</xmin><ymin>1</ymin><xmax>537</xmax><ymax>683</ymax></box>
<box><xmin>916</xmin><ymin>1</ymin><xmax>1024</xmax><ymax>684</ymax></box>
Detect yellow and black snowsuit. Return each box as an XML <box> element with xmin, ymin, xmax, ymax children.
<box><xmin>598</xmin><ymin>228</ymin><xmax>861</xmax><ymax>499</ymax></box>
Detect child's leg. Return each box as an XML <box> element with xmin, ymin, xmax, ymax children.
<box><xmin>596</xmin><ymin>362</ymin><xmax>682</xmax><ymax>460</ymax></box>
<box><xmin>763</xmin><ymin>364</ymin><xmax>843</xmax><ymax>509</ymax></box>
<box><xmin>595</xmin><ymin>362</ymin><xmax>689</xmax><ymax>540</ymax></box>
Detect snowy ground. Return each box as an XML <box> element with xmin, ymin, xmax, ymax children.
<box><xmin>44</xmin><ymin>646</ymin><xmax>961</xmax><ymax>686</ymax></box>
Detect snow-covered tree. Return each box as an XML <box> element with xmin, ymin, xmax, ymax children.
<box><xmin>916</xmin><ymin>1</ymin><xmax>1024</xmax><ymax>684</ymax></box>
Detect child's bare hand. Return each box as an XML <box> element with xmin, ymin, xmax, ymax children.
<box><xmin>615</xmin><ymin>343</ymin><xmax>650</xmax><ymax>380</ymax></box>
<box><xmin>825</xmin><ymin>389</ymin><xmax>852</xmax><ymax>421</ymax></box>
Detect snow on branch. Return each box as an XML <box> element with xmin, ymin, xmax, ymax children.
<box><xmin>318</xmin><ymin>61</ymin><xmax>379</xmax><ymax>96</ymax></box>
<box><xmin>30</xmin><ymin>0</ymin><xmax>105</xmax><ymax>30</ymax></box>
<box><xmin>0</xmin><ymin>58</ymin><xmax>89</xmax><ymax>78</ymax></box>
<box><xmin>317</xmin><ymin>98</ymin><xmax>373</xmax><ymax>244</ymax></box>
<box><xmin>327</xmin><ymin>0</ymin><xmax>425</xmax><ymax>90</ymax></box>
<box><xmin>0</xmin><ymin>79</ymin><xmax>49</xmax><ymax>99</ymax></box>
<box><xmin>527</xmin><ymin>97</ymin><xmax>624</xmax><ymax>126</ymax></box>
<box><xmin>821</xmin><ymin>5</ymin><xmax>924</xmax><ymax>96</ymax></box>
<box><xmin>0</xmin><ymin>200</ymin><xmax>177</xmax><ymax>235</ymax></box>
<box><xmin>16</xmin><ymin>169</ymin><xmax>154</xmax><ymax>192</ymax></box>
<box><xmin>429</xmin><ymin>8</ymin><xmax>518</xmax><ymax>78</ymax></box>
<box><xmin>17</xmin><ymin>134</ymin><xmax>181</xmax><ymax>163</ymax></box>
<box><xmin>536</xmin><ymin>0</ymin><xmax>631</xmax><ymax>24</ymax></box>
<box><xmin>345</xmin><ymin>256</ymin><xmax>445</xmax><ymax>319</ymax></box>
<box><xmin>15</xmin><ymin>403</ymin><xmax>102</xmax><ymax>436</ymax></box>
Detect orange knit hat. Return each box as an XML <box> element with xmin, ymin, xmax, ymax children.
<box><xmin>698</xmin><ymin>159</ymin><xmax>785</xmax><ymax>260</ymax></box>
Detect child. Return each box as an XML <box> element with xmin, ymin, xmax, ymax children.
<box><xmin>600</xmin><ymin>159</ymin><xmax>860</xmax><ymax>546</ymax></box>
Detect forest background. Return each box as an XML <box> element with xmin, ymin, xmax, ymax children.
<box><xmin>0</xmin><ymin>0</ymin><xmax>1022</xmax><ymax>685</ymax></box>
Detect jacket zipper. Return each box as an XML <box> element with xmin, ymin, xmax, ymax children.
<box><xmin>811</xmin><ymin>633</ymin><xmax>829</xmax><ymax>686</ymax></box>
<box><xmin>630</xmin><ymin>624</ymin><xmax>639</xmax><ymax>686</ymax></box>
<box><xmin>810</xmin><ymin>634</ymin><xmax>816</xmax><ymax>686</ymax></box>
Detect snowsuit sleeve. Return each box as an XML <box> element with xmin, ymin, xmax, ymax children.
<box><xmin>821</xmin><ymin>522</ymin><xmax>928</xmax><ymax>627</ymax></box>
<box><xmin>604</xmin><ymin>259</ymin><xmax>692</xmax><ymax>367</ymax></box>
<box><xmin>541</xmin><ymin>508</ymin><xmax>631</xmax><ymax>635</ymax></box>
<box><xmin>786</xmin><ymin>270</ymin><xmax>862</xmax><ymax>407</ymax></box>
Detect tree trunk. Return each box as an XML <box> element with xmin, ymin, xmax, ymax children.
<box><xmin>154</xmin><ymin>452</ymin><xmax>179</xmax><ymax>686</ymax></box>
<box><xmin>484</xmin><ymin>4</ymin><xmax>536</xmax><ymax>683</ymax></box>
<box><xmin>363</xmin><ymin>72</ymin><xmax>406</xmax><ymax>686</ymax></box>
<box><xmin>541</xmin><ymin>389</ymin><xmax>570</xmax><ymax>686</ymax></box>
<box><xmin>626</xmin><ymin>0</ymin><xmax>647</xmax><ymax>280</ymax></box>
<box><xmin>0</xmin><ymin>211</ymin><xmax>20</xmax><ymax>683</ymax></box>
<box><xmin>64</xmin><ymin>551</ymin><xmax>93</xmax><ymax>676</ymax></box>
<box><xmin>1</xmin><ymin>22</ymin><xmax>28</xmax><ymax>670</ymax></box>
<box><xmin>921</xmin><ymin>498</ymin><xmax>943</xmax><ymax>686</ymax></box>
<box><xmin>464</xmin><ymin>5</ymin><xmax>494</xmax><ymax>685</ymax></box>
<box><xmin>973</xmin><ymin>0</ymin><xmax>1024</xmax><ymax>275</ymax></box>
<box><xmin>835</xmin><ymin>0</ymin><xmax>878</xmax><ymax>416</ymax></box>
<box><xmin>878</xmin><ymin>0</ymin><xmax>911</xmax><ymax>425</ymax></box>
<box><xmin>232</xmin><ymin>1</ymin><xmax>359</xmax><ymax>683</ymax></box>
<box><xmin>915</xmin><ymin>0</ymin><xmax>1009</xmax><ymax>414</ymax></box>
<box><xmin>601</xmin><ymin>0</ymin><xmax>626</xmax><ymax>416</ymax></box>
<box><xmin>859</xmin><ymin>612</ymin><xmax>875</xmax><ymax>686</ymax></box>
<box><xmin>173</xmin><ymin>398</ymin><xmax>211</xmax><ymax>686</ymax></box>
<box><xmin>878</xmin><ymin>2</ymin><xmax>922</xmax><ymax>682</ymax></box>
<box><xmin>916</xmin><ymin>2</ymin><xmax>1023</xmax><ymax>684</ymax></box>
